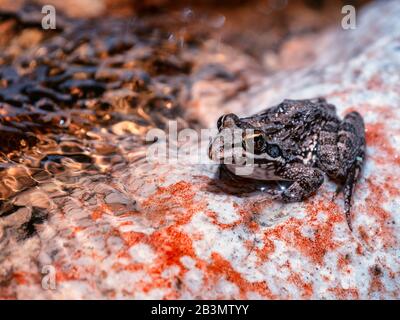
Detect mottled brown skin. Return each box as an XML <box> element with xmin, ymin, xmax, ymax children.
<box><xmin>209</xmin><ymin>98</ymin><xmax>365</xmax><ymax>230</ymax></box>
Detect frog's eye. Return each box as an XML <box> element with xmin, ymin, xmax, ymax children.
<box><xmin>217</xmin><ymin>113</ymin><xmax>240</xmax><ymax>131</ymax></box>
<box><xmin>266</xmin><ymin>144</ymin><xmax>282</xmax><ymax>158</ymax></box>
<box><xmin>217</xmin><ymin>115</ymin><xmax>225</xmax><ymax>130</ymax></box>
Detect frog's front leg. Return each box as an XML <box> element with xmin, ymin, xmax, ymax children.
<box><xmin>267</xmin><ymin>163</ymin><xmax>324</xmax><ymax>202</ymax></box>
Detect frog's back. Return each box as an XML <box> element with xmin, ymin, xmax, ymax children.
<box><xmin>241</xmin><ymin>98</ymin><xmax>339</xmax><ymax>138</ymax></box>
<box><xmin>243</xmin><ymin>98</ymin><xmax>335</xmax><ymax>122</ymax></box>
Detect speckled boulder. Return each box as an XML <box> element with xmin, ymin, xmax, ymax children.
<box><xmin>1</xmin><ymin>0</ymin><xmax>400</xmax><ymax>299</ymax></box>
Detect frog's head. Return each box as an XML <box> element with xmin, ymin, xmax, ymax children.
<box><xmin>208</xmin><ymin>114</ymin><xmax>284</xmax><ymax>173</ymax></box>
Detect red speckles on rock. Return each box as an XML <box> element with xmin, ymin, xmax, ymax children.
<box><xmin>55</xmin><ymin>264</ymin><xmax>82</xmax><ymax>283</ymax></box>
<box><xmin>337</xmin><ymin>254</ymin><xmax>351</xmax><ymax>272</ymax></box>
<box><xmin>365</xmin><ymin>122</ymin><xmax>400</xmax><ymax>166</ymax></box>
<box><xmin>368</xmin><ymin>265</ymin><xmax>385</xmax><ymax>297</ymax></box>
<box><xmin>140</xmin><ymin>181</ymin><xmax>204</xmax><ymax>227</ymax></box>
<box><xmin>382</xmin><ymin>176</ymin><xmax>400</xmax><ymax>198</ymax></box>
<box><xmin>12</xmin><ymin>272</ymin><xmax>28</xmax><ymax>285</ymax></box>
<box><xmin>205</xmin><ymin>252</ymin><xmax>275</xmax><ymax>299</ymax></box>
<box><xmin>328</xmin><ymin>286</ymin><xmax>359</xmax><ymax>299</ymax></box>
<box><xmin>261</xmin><ymin>201</ymin><xmax>344</xmax><ymax>265</ymax></box>
<box><xmin>254</xmin><ymin>235</ymin><xmax>275</xmax><ymax>265</ymax></box>
<box><xmin>288</xmin><ymin>272</ymin><xmax>313</xmax><ymax>299</ymax></box>
<box><xmin>362</xmin><ymin>178</ymin><xmax>396</xmax><ymax>249</ymax></box>
<box><xmin>205</xmin><ymin>210</ymin><xmax>241</xmax><ymax>229</ymax></box>
<box><xmin>91</xmin><ymin>204</ymin><xmax>118</xmax><ymax>221</ymax></box>
<box><xmin>120</xmin><ymin>231</ymin><xmax>146</xmax><ymax>246</ymax></box>
<box><xmin>94</xmin><ymin>181</ymin><xmax>204</xmax><ymax>298</ymax></box>
<box><xmin>150</xmin><ymin>226</ymin><xmax>196</xmax><ymax>269</ymax></box>
<box><xmin>234</xmin><ymin>200</ymin><xmax>265</xmax><ymax>233</ymax></box>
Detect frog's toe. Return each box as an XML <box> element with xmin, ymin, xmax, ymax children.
<box><xmin>342</xmin><ymin>155</ymin><xmax>365</xmax><ymax>231</ymax></box>
<box><xmin>331</xmin><ymin>184</ymin><xmax>343</xmax><ymax>201</ymax></box>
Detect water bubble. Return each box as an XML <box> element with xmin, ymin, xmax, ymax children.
<box><xmin>168</xmin><ymin>33</ymin><xmax>175</xmax><ymax>42</ymax></box>
<box><xmin>210</xmin><ymin>15</ymin><xmax>226</xmax><ymax>29</ymax></box>
<box><xmin>181</xmin><ymin>7</ymin><xmax>194</xmax><ymax>22</ymax></box>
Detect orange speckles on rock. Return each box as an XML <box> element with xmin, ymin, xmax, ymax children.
<box><xmin>260</xmin><ymin>201</ymin><xmax>343</xmax><ymax>265</ymax></box>
<box><xmin>243</xmin><ymin>239</ymin><xmax>255</xmax><ymax>252</ymax></box>
<box><xmin>366</xmin><ymin>177</ymin><xmax>389</xmax><ymax>206</ymax></box>
<box><xmin>337</xmin><ymin>254</ymin><xmax>351</xmax><ymax>272</ymax></box>
<box><xmin>118</xmin><ymin>221</ymin><xmax>134</xmax><ymax>227</ymax></box>
<box><xmin>328</xmin><ymin>286</ymin><xmax>359</xmax><ymax>299</ymax></box>
<box><xmin>80</xmin><ymin>181</ymin><xmax>212</xmax><ymax>299</ymax></box>
<box><xmin>369</xmin><ymin>266</ymin><xmax>385</xmax><ymax>296</ymax></box>
<box><xmin>113</xmin><ymin>262</ymin><xmax>143</xmax><ymax>273</ymax></box>
<box><xmin>205</xmin><ymin>210</ymin><xmax>241</xmax><ymax>229</ymax></box>
<box><xmin>13</xmin><ymin>272</ymin><xmax>27</xmax><ymax>285</ymax></box>
<box><xmin>287</xmin><ymin>224</ymin><xmax>335</xmax><ymax>264</ymax></box>
<box><xmin>55</xmin><ymin>265</ymin><xmax>81</xmax><ymax>282</ymax></box>
<box><xmin>235</xmin><ymin>200</ymin><xmax>265</xmax><ymax>233</ymax></box>
<box><xmin>72</xmin><ymin>250</ymin><xmax>83</xmax><ymax>260</ymax></box>
<box><xmin>150</xmin><ymin>226</ymin><xmax>196</xmax><ymax>269</ymax></box>
<box><xmin>190</xmin><ymin>232</ymin><xmax>204</xmax><ymax>241</ymax></box>
<box><xmin>140</xmin><ymin>181</ymin><xmax>205</xmax><ymax>227</ymax></box>
<box><xmin>115</xmin><ymin>225</ymin><xmax>199</xmax><ymax>298</ymax></box>
<box><xmin>254</xmin><ymin>235</ymin><xmax>275</xmax><ymax>265</ymax></box>
<box><xmin>91</xmin><ymin>204</ymin><xmax>114</xmax><ymax>221</ymax></box>
<box><xmin>366</xmin><ymin>123</ymin><xmax>384</xmax><ymax>146</ymax></box>
<box><xmin>383</xmin><ymin>176</ymin><xmax>400</xmax><ymax>198</ymax></box>
<box><xmin>322</xmin><ymin>275</ymin><xmax>330</xmax><ymax>282</ymax></box>
<box><xmin>206</xmin><ymin>252</ymin><xmax>275</xmax><ymax>299</ymax></box>
<box><xmin>115</xmin><ymin>249</ymin><xmax>131</xmax><ymax>259</ymax></box>
<box><xmin>288</xmin><ymin>273</ymin><xmax>313</xmax><ymax>299</ymax></box>
<box><xmin>71</xmin><ymin>226</ymin><xmax>87</xmax><ymax>234</ymax></box>
<box><xmin>365</xmin><ymin>122</ymin><xmax>400</xmax><ymax>166</ymax></box>
<box><xmin>325</xmin><ymin>89</ymin><xmax>353</xmax><ymax>100</ymax></box>
<box><xmin>356</xmin><ymin>243</ymin><xmax>364</xmax><ymax>255</ymax></box>
<box><xmin>362</xmin><ymin>178</ymin><xmax>396</xmax><ymax>249</ymax></box>
<box><xmin>247</xmin><ymin>220</ymin><xmax>260</xmax><ymax>233</ymax></box>
<box><xmin>91</xmin><ymin>207</ymin><xmax>104</xmax><ymax>221</ymax></box>
<box><xmin>120</xmin><ymin>231</ymin><xmax>145</xmax><ymax>246</ymax></box>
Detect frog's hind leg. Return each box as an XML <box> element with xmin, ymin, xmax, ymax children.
<box><xmin>317</xmin><ymin>111</ymin><xmax>365</xmax><ymax>230</ymax></box>
<box><xmin>337</xmin><ymin>111</ymin><xmax>365</xmax><ymax>230</ymax></box>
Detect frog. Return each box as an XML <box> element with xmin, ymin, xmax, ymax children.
<box><xmin>208</xmin><ymin>98</ymin><xmax>365</xmax><ymax>230</ymax></box>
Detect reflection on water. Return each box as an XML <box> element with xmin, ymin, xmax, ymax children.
<box><xmin>0</xmin><ymin>4</ymin><xmax>209</xmax><ymax>231</ymax></box>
